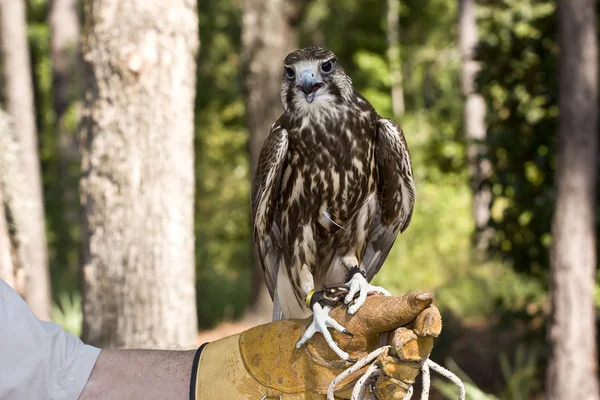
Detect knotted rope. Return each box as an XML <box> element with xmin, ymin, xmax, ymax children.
<box><xmin>326</xmin><ymin>345</ymin><xmax>465</xmax><ymax>400</ymax></box>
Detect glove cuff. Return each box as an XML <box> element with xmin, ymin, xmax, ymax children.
<box><xmin>191</xmin><ymin>324</ymin><xmax>356</xmax><ymax>399</ymax></box>
<box><xmin>189</xmin><ymin>342</ymin><xmax>208</xmax><ymax>399</ymax></box>
<box><xmin>192</xmin><ymin>334</ymin><xmax>266</xmax><ymax>399</ymax></box>
<box><xmin>192</xmin><ymin>333</ymin><xmax>314</xmax><ymax>399</ymax></box>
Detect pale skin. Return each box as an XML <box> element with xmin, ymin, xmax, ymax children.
<box><xmin>78</xmin><ymin>349</ymin><xmax>196</xmax><ymax>400</ymax></box>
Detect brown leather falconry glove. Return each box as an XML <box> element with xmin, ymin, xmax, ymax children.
<box><xmin>190</xmin><ymin>292</ymin><xmax>441</xmax><ymax>399</ymax></box>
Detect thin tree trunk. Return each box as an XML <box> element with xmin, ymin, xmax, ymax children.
<box><xmin>49</xmin><ymin>0</ymin><xmax>81</xmax><ymax>166</ymax></box>
<box><xmin>0</xmin><ymin>183</ymin><xmax>13</xmax><ymax>288</ymax></box>
<box><xmin>458</xmin><ymin>0</ymin><xmax>492</xmax><ymax>252</ymax></box>
<box><xmin>49</xmin><ymin>0</ymin><xmax>80</xmax><ymax>122</ymax></box>
<box><xmin>0</xmin><ymin>0</ymin><xmax>52</xmax><ymax>320</ymax></box>
<box><xmin>0</xmin><ymin>109</ymin><xmax>26</xmax><ymax>295</ymax></box>
<box><xmin>49</xmin><ymin>0</ymin><xmax>82</xmax><ymax>276</ymax></box>
<box><xmin>80</xmin><ymin>0</ymin><xmax>199</xmax><ymax>348</ymax></box>
<box><xmin>387</xmin><ymin>0</ymin><xmax>405</xmax><ymax>118</ymax></box>
<box><xmin>546</xmin><ymin>0</ymin><xmax>600</xmax><ymax>399</ymax></box>
<box><xmin>242</xmin><ymin>0</ymin><xmax>311</xmax><ymax>320</ymax></box>
<box><xmin>0</xmin><ymin>111</ymin><xmax>15</xmax><ymax>288</ymax></box>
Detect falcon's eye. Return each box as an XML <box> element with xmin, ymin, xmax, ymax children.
<box><xmin>320</xmin><ymin>59</ymin><xmax>335</xmax><ymax>74</ymax></box>
<box><xmin>284</xmin><ymin>67</ymin><xmax>295</xmax><ymax>80</ymax></box>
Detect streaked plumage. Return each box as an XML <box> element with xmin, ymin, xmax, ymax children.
<box><xmin>251</xmin><ymin>46</ymin><xmax>415</xmax><ymax>358</ymax></box>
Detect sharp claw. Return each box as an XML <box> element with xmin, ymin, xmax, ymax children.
<box><xmin>297</xmin><ymin>302</ymin><xmax>353</xmax><ymax>360</ymax></box>
<box><xmin>347</xmin><ymin>357</ymin><xmax>357</xmax><ymax>363</ymax></box>
<box><xmin>343</xmin><ymin>328</ymin><xmax>354</xmax><ymax>337</ymax></box>
<box><xmin>344</xmin><ymin>272</ymin><xmax>392</xmax><ymax>315</ymax></box>
<box><xmin>295</xmin><ymin>336</ymin><xmax>308</xmax><ymax>348</ymax></box>
<box><xmin>344</xmin><ymin>289</ymin><xmax>358</xmax><ymax>304</ymax></box>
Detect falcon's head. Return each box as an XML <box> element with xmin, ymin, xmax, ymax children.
<box><xmin>280</xmin><ymin>47</ymin><xmax>353</xmax><ymax>114</ymax></box>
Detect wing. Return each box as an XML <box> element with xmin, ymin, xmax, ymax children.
<box><xmin>363</xmin><ymin>118</ymin><xmax>416</xmax><ymax>281</ymax></box>
<box><xmin>251</xmin><ymin>121</ymin><xmax>288</xmax><ymax>299</ymax></box>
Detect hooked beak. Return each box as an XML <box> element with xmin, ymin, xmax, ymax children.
<box><xmin>296</xmin><ymin>71</ymin><xmax>325</xmax><ymax>103</ymax></box>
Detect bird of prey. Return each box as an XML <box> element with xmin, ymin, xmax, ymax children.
<box><xmin>251</xmin><ymin>46</ymin><xmax>415</xmax><ymax>361</ymax></box>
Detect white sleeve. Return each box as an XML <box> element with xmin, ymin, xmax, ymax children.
<box><xmin>0</xmin><ymin>279</ymin><xmax>101</xmax><ymax>400</ymax></box>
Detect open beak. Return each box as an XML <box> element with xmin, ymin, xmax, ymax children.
<box><xmin>296</xmin><ymin>71</ymin><xmax>325</xmax><ymax>103</ymax></box>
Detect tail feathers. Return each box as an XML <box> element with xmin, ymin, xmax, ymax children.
<box><xmin>272</xmin><ymin>295</ymin><xmax>283</xmax><ymax>321</ymax></box>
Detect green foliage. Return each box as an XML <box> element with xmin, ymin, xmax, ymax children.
<box><xmin>19</xmin><ymin>0</ymin><xmax>586</xmax><ymax>397</ymax></box>
<box><xmin>352</xmin><ymin>50</ymin><xmax>393</xmax><ymax>114</ymax></box>
<box><xmin>434</xmin><ymin>358</ymin><xmax>500</xmax><ymax>400</ymax></box>
<box><xmin>24</xmin><ymin>0</ymin><xmax>504</xmax><ymax>330</ymax></box>
<box><xmin>498</xmin><ymin>344</ymin><xmax>541</xmax><ymax>398</ymax></box>
<box><xmin>477</xmin><ymin>0</ymin><xmax>600</xmax><ymax>280</ymax></box>
<box><xmin>476</xmin><ymin>0</ymin><xmax>558</xmax><ymax>277</ymax></box>
<box><xmin>21</xmin><ymin>10</ymin><xmax>565</xmax><ymax>399</ymax></box>
<box><xmin>372</xmin><ymin>113</ymin><xmax>472</xmax><ymax>295</ymax></box>
<box><xmin>51</xmin><ymin>291</ymin><xmax>83</xmax><ymax>337</ymax></box>
<box><xmin>437</xmin><ymin>260</ymin><xmax>545</xmax><ymax>319</ymax></box>
<box><xmin>192</xmin><ymin>0</ymin><xmax>472</xmax><ymax>328</ymax></box>
<box><xmin>26</xmin><ymin>0</ymin><xmax>81</xmax><ymax>301</ymax></box>
<box><xmin>435</xmin><ymin>346</ymin><xmax>540</xmax><ymax>400</ymax></box>
<box><xmin>301</xmin><ymin>0</ymin><xmax>470</xmax><ymax>309</ymax></box>
<box><xmin>195</xmin><ymin>0</ymin><xmax>251</xmax><ymax>327</ymax></box>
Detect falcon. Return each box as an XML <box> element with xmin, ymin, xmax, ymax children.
<box><xmin>251</xmin><ymin>46</ymin><xmax>415</xmax><ymax>361</ymax></box>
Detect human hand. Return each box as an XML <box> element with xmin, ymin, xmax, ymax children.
<box><xmin>192</xmin><ymin>291</ymin><xmax>442</xmax><ymax>399</ymax></box>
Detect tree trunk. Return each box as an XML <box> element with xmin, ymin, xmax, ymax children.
<box><xmin>49</xmin><ymin>0</ymin><xmax>81</xmax><ymax>255</ymax></box>
<box><xmin>546</xmin><ymin>1</ymin><xmax>600</xmax><ymax>399</ymax></box>
<box><xmin>242</xmin><ymin>0</ymin><xmax>311</xmax><ymax>320</ymax></box>
<box><xmin>80</xmin><ymin>0</ymin><xmax>199</xmax><ymax>349</ymax></box>
<box><xmin>458</xmin><ymin>0</ymin><xmax>492</xmax><ymax>252</ymax></box>
<box><xmin>0</xmin><ymin>0</ymin><xmax>52</xmax><ymax>320</ymax></box>
<box><xmin>49</xmin><ymin>0</ymin><xmax>80</xmax><ymax>122</ymax></box>
<box><xmin>386</xmin><ymin>0</ymin><xmax>405</xmax><ymax>118</ymax></box>
<box><xmin>0</xmin><ymin>182</ymin><xmax>14</xmax><ymax>288</ymax></box>
<box><xmin>0</xmin><ymin>109</ymin><xmax>27</xmax><ymax>296</ymax></box>
<box><xmin>0</xmin><ymin>111</ymin><xmax>15</xmax><ymax>289</ymax></box>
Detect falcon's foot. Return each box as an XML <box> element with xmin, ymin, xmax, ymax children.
<box><xmin>344</xmin><ymin>270</ymin><xmax>391</xmax><ymax>314</ymax></box>
<box><xmin>295</xmin><ymin>302</ymin><xmax>355</xmax><ymax>361</ymax></box>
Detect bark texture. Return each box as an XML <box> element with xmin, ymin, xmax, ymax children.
<box><xmin>0</xmin><ymin>0</ymin><xmax>52</xmax><ymax>320</ymax></box>
<box><xmin>0</xmin><ymin>110</ymin><xmax>27</xmax><ymax>294</ymax></box>
<box><xmin>0</xmin><ymin>183</ymin><xmax>13</xmax><ymax>288</ymax></box>
<box><xmin>242</xmin><ymin>0</ymin><xmax>311</xmax><ymax>319</ymax></box>
<box><xmin>546</xmin><ymin>0</ymin><xmax>600</xmax><ymax>399</ymax></box>
<box><xmin>0</xmin><ymin>111</ymin><xmax>15</xmax><ymax>288</ymax></box>
<box><xmin>458</xmin><ymin>0</ymin><xmax>492</xmax><ymax>251</ymax></box>
<box><xmin>80</xmin><ymin>0</ymin><xmax>199</xmax><ymax>348</ymax></box>
<box><xmin>387</xmin><ymin>0</ymin><xmax>405</xmax><ymax>118</ymax></box>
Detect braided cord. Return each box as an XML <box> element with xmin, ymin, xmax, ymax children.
<box><xmin>327</xmin><ymin>346</ymin><xmax>466</xmax><ymax>400</ymax></box>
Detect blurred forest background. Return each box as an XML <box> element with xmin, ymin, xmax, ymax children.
<box><xmin>0</xmin><ymin>0</ymin><xmax>598</xmax><ymax>398</ymax></box>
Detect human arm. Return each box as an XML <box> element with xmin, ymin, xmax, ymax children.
<box><xmin>80</xmin><ymin>292</ymin><xmax>442</xmax><ymax>399</ymax></box>
<box><xmin>0</xmin><ymin>277</ymin><xmax>440</xmax><ymax>400</ymax></box>
<box><xmin>0</xmin><ymin>278</ymin><xmax>199</xmax><ymax>400</ymax></box>
<box><xmin>78</xmin><ymin>349</ymin><xmax>196</xmax><ymax>400</ymax></box>
<box><xmin>192</xmin><ymin>291</ymin><xmax>441</xmax><ymax>399</ymax></box>
<box><xmin>0</xmin><ymin>279</ymin><xmax>100</xmax><ymax>400</ymax></box>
